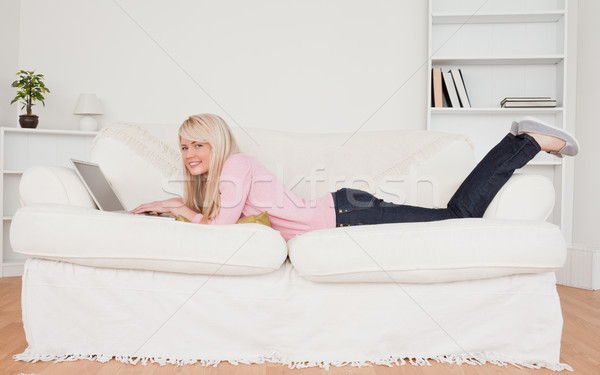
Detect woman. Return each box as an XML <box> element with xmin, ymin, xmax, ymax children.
<box><xmin>131</xmin><ymin>114</ymin><xmax>579</xmax><ymax>241</ymax></box>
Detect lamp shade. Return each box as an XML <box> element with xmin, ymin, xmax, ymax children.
<box><xmin>73</xmin><ymin>93</ymin><xmax>103</xmax><ymax>115</ymax></box>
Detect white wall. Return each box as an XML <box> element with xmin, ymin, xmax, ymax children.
<box><xmin>14</xmin><ymin>0</ymin><xmax>428</xmax><ymax>133</ymax></box>
<box><xmin>7</xmin><ymin>0</ymin><xmax>597</xmax><ymax>249</ymax></box>
<box><xmin>0</xmin><ymin>1</ymin><xmax>20</xmax><ymax>126</ymax></box>
<box><xmin>572</xmin><ymin>0</ymin><xmax>600</xmax><ymax>249</ymax></box>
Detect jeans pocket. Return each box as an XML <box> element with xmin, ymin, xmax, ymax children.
<box><xmin>336</xmin><ymin>188</ymin><xmax>377</xmax><ymax>213</ymax></box>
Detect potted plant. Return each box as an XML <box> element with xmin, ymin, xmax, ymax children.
<box><xmin>11</xmin><ymin>70</ymin><xmax>50</xmax><ymax>128</ymax></box>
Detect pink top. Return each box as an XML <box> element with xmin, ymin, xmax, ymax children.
<box><xmin>191</xmin><ymin>153</ymin><xmax>336</xmax><ymax>241</ymax></box>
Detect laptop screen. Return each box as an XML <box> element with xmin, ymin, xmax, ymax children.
<box><xmin>71</xmin><ymin>160</ymin><xmax>126</xmax><ymax>212</ymax></box>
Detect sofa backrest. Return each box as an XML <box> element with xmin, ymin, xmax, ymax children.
<box><xmin>90</xmin><ymin>122</ymin><xmax>476</xmax><ymax>211</ymax></box>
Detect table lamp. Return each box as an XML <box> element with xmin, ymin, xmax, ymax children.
<box><xmin>74</xmin><ymin>93</ymin><xmax>103</xmax><ymax>131</ymax></box>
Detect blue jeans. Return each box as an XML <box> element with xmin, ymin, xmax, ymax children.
<box><xmin>332</xmin><ymin>133</ymin><xmax>541</xmax><ymax>227</ymax></box>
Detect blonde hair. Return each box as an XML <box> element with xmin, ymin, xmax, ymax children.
<box><xmin>178</xmin><ymin>114</ymin><xmax>240</xmax><ymax>220</ymax></box>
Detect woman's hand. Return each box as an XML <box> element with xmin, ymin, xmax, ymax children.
<box><xmin>130</xmin><ymin>198</ymin><xmax>184</xmax><ymax>215</ymax></box>
<box><xmin>131</xmin><ymin>198</ymin><xmax>204</xmax><ymax>223</ymax></box>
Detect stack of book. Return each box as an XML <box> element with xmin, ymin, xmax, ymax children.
<box><xmin>501</xmin><ymin>97</ymin><xmax>556</xmax><ymax>108</ymax></box>
<box><xmin>431</xmin><ymin>68</ymin><xmax>470</xmax><ymax>108</ymax></box>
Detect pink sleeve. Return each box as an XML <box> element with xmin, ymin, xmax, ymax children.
<box><xmin>193</xmin><ymin>155</ymin><xmax>252</xmax><ymax>225</ymax></box>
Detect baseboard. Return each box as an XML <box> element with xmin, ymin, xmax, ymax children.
<box><xmin>555</xmin><ymin>245</ymin><xmax>600</xmax><ymax>290</ymax></box>
<box><xmin>2</xmin><ymin>261</ymin><xmax>24</xmax><ymax>277</ymax></box>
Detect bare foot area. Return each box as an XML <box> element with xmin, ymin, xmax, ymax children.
<box><xmin>524</xmin><ymin>132</ymin><xmax>566</xmax><ymax>153</ymax></box>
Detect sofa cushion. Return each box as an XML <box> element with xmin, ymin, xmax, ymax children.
<box><xmin>483</xmin><ymin>174</ymin><xmax>555</xmax><ymax>220</ymax></box>
<box><xmin>288</xmin><ymin>218</ymin><xmax>566</xmax><ymax>283</ymax></box>
<box><xmin>90</xmin><ymin>124</ymin><xmax>182</xmax><ymax>211</ymax></box>
<box><xmin>20</xmin><ymin>166</ymin><xmax>97</xmax><ymax>209</ymax></box>
<box><xmin>11</xmin><ymin>204</ymin><xmax>287</xmax><ymax>276</ymax></box>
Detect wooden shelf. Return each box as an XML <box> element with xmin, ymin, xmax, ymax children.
<box><xmin>432</xmin><ymin>11</ymin><xmax>565</xmax><ymax>25</ymax></box>
<box><xmin>432</xmin><ymin>55</ymin><xmax>564</xmax><ymax>65</ymax></box>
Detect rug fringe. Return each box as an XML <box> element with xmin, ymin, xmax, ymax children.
<box><xmin>13</xmin><ymin>347</ymin><xmax>573</xmax><ymax>371</ymax></box>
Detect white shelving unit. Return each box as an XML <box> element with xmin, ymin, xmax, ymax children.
<box><xmin>0</xmin><ymin>127</ymin><xmax>97</xmax><ymax>277</ymax></box>
<box><xmin>426</xmin><ymin>0</ymin><xmax>572</xmax><ymax>237</ymax></box>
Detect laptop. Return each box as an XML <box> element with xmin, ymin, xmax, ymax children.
<box><xmin>70</xmin><ymin>159</ymin><xmax>175</xmax><ymax>220</ymax></box>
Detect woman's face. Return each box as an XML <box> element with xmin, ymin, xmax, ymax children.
<box><xmin>180</xmin><ymin>137</ymin><xmax>212</xmax><ymax>176</ymax></box>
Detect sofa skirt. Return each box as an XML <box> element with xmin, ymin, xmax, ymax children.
<box><xmin>15</xmin><ymin>258</ymin><xmax>571</xmax><ymax>371</ymax></box>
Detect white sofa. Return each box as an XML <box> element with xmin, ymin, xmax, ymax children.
<box><xmin>11</xmin><ymin>122</ymin><xmax>570</xmax><ymax>370</ymax></box>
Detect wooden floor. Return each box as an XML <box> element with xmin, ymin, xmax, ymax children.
<box><xmin>1</xmin><ymin>276</ymin><xmax>599</xmax><ymax>375</ymax></box>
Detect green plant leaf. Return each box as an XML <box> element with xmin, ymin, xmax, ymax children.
<box><xmin>10</xmin><ymin>69</ymin><xmax>50</xmax><ymax>108</ymax></box>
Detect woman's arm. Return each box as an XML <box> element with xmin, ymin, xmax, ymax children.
<box><xmin>131</xmin><ymin>198</ymin><xmax>208</xmax><ymax>223</ymax></box>
<box><xmin>130</xmin><ymin>198</ymin><xmax>186</xmax><ymax>215</ymax></box>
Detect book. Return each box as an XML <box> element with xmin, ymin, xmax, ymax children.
<box><xmin>450</xmin><ymin>69</ymin><xmax>471</xmax><ymax>108</ymax></box>
<box><xmin>432</xmin><ymin>68</ymin><xmax>443</xmax><ymax>108</ymax></box>
<box><xmin>442</xmin><ymin>71</ymin><xmax>460</xmax><ymax>108</ymax></box>
<box><xmin>501</xmin><ymin>96</ymin><xmax>556</xmax><ymax>108</ymax></box>
<box><xmin>501</xmin><ymin>101</ymin><xmax>557</xmax><ymax>108</ymax></box>
<box><xmin>501</xmin><ymin>97</ymin><xmax>554</xmax><ymax>105</ymax></box>
<box><xmin>502</xmin><ymin>96</ymin><xmax>551</xmax><ymax>102</ymax></box>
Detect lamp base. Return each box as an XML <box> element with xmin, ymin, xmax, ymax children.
<box><xmin>79</xmin><ymin>116</ymin><xmax>98</xmax><ymax>131</ymax></box>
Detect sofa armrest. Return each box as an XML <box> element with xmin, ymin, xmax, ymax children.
<box><xmin>19</xmin><ymin>165</ymin><xmax>97</xmax><ymax>209</ymax></box>
<box><xmin>483</xmin><ymin>174</ymin><xmax>554</xmax><ymax>221</ymax></box>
